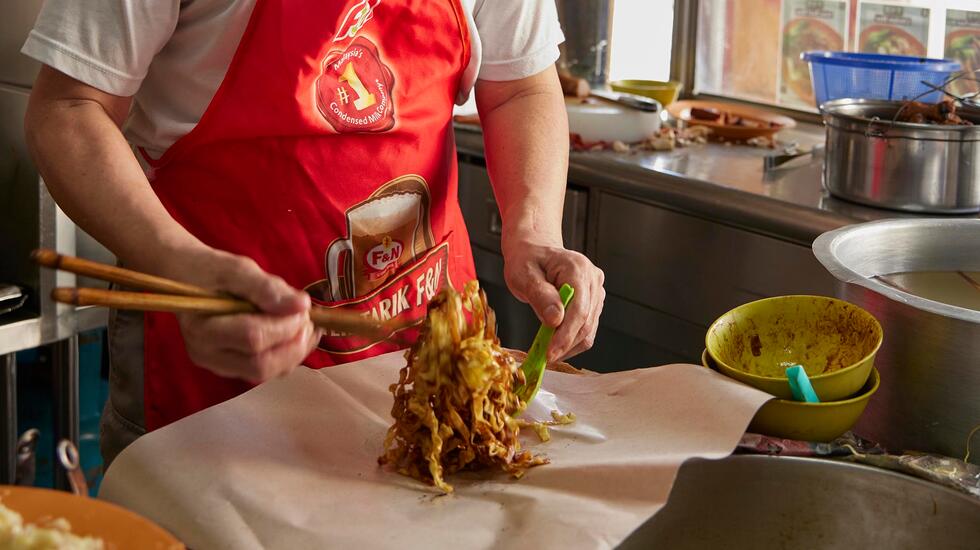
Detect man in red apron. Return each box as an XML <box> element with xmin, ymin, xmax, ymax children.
<box><xmin>24</xmin><ymin>0</ymin><xmax>605</xmax><ymax>466</ymax></box>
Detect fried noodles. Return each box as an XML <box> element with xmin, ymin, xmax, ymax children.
<box><xmin>378</xmin><ymin>281</ymin><xmax>549</xmax><ymax>493</ymax></box>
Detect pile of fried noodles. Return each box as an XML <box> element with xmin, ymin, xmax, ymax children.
<box><xmin>378</xmin><ymin>281</ymin><xmax>547</xmax><ymax>493</ymax></box>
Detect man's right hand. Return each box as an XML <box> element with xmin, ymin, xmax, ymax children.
<box><xmin>170</xmin><ymin>249</ymin><xmax>321</xmax><ymax>384</ymax></box>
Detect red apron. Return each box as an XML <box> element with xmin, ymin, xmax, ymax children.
<box><xmin>142</xmin><ymin>0</ymin><xmax>475</xmax><ymax>430</ymax></box>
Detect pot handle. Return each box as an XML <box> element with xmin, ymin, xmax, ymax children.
<box><xmin>863</xmin><ymin>116</ymin><xmax>887</xmax><ymax>139</ymax></box>
<box><xmin>14</xmin><ymin>429</ymin><xmax>39</xmax><ymax>486</ymax></box>
<box><xmin>57</xmin><ymin>439</ymin><xmax>88</xmax><ymax>496</ymax></box>
<box><xmin>0</xmin><ymin>286</ymin><xmax>26</xmax><ymax>316</ymax></box>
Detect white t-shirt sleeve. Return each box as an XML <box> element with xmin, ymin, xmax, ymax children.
<box><xmin>21</xmin><ymin>1</ymin><xmax>180</xmax><ymax>96</ymax></box>
<box><xmin>472</xmin><ymin>0</ymin><xmax>564</xmax><ymax>82</ymax></box>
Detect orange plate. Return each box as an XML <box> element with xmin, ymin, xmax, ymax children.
<box><xmin>667</xmin><ymin>99</ymin><xmax>796</xmax><ymax>139</ymax></box>
<box><xmin>0</xmin><ymin>486</ymin><xmax>183</xmax><ymax>549</ymax></box>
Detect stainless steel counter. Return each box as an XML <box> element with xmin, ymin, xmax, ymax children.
<box><xmin>0</xmin><ymin>307</ymin><xmax>108</xmax><ymax>356</ymax></box>
<box><xmin>454</xmin><ymin>123</ymin><xmax>980</xmax><ymax>247</ymax></box>
<box><xmin>454</xmin><ymin>120</ymin><xmax>980</xmax><ymax>372</ymax></box>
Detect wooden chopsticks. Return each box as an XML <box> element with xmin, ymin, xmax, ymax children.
<box><xmin>33</xmin><ymin>249</ymin><xmax>398</xmax><ymax>341</ymax></box>
<box><xmin>33</xmin><ymin>248</ymin><xmax>222</xmax><ymax>298</ymax></box>
<box><xmin>50</xmin><ymin>287</ymin><xmax>255</xmax><ymax>315</ymax></box>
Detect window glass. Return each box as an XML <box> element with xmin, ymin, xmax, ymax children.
<box><xmin>609</xmin><ymin>0</ymin><xmax>674</xmax><ymax>82</ymax></box>
<box><xmin>694</xmin><ymin>0</ymin><xmax>980</xmax><ymax>110</ymax></box>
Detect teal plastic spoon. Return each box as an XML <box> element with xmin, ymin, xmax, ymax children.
<box><xmin>515</xmin><ymin>284</ymin><xmax>575</xmax><ymax>405</ymax></box>
<box><xmin>786</xmin><ymin>364</ymin><xmax>820</xmax><ymax>403</ymax></box>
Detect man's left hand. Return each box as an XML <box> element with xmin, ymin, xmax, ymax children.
<box><xmin>475</xmin><ymin>66</ymin><xmax>604</xmax><ymax>361</ymax></box>
<box><xmin>502</xmin><ymin>239</ymin><xmax>605</xmax><ymax>361</ymax></box>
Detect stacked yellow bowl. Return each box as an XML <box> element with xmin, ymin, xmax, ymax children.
<box><xmin>609</xmin><ymin>80</ymin><xmax>683</xmax><ymax>106</ymax></box>
<box><xmin>704</xmin><ymin>295</ymin><xmax>883</xmax><ymax>442</ymax></box>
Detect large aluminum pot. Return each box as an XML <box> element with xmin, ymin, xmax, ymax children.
<box><xmin>620</xmin><ymin>456</ymin><xmax>980</xmax><ymax>549</ymax></box>
<box><xmin>813</xmin><ymin>219</ymin><xmax>980</xmax><ymax>460</ymax></box>
<box><xmin>821</xmin><ymin>98</ymin><xmax>980</xmax><ymax>214</ymax></box>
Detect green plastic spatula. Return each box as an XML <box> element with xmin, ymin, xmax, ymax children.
<box><xmin>515</xmin><ymin>283</ymin><xmax>575</xmax><ymax>405</ymax></box>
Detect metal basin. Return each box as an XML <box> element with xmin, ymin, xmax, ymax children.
<box><xmin>620</xmin><ymin>455</ymin><xmax>980</xmax><ymax>549</ymax></box>
<box><xmin>813</xmin><ymin>219</ymin><xmax>980</xmax><ymax>459</ymax></box>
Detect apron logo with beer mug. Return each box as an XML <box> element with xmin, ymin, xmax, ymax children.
<box><xmin>320</xmin><ymin>176</ymin><xmax>436</xmax><ymax>302</ymax></box>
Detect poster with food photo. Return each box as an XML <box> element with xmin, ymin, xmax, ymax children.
<box><xmin>779</xmin><ymin>0</ymin><xmax>848</xmax><ymax>107</ymax></box>
<box><xmin>945</xmin><ymin>9</ymin><xmax>980</xmax><ymax>96</ymax></box>
<box><xmin>857</xmin><ymin>2</ymin><xmax>929</xmax><ymax>57</ymax></box>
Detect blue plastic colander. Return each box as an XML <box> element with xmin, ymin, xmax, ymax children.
<box><xmin>803</xmin><ymin>51</ymin><xmax>961</xmax><ymax>107</ymax></box>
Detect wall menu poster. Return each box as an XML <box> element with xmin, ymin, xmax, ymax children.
<box><xmin>857</xmin><ymin>3</ymin><xmax>929</xmax><ymax>56</ymax></box>
<box><xmin>779</xmin><ymin>0</ymin><xmax>848</xmax><ymax>107</ymax></box>
<box><xmin>945</xmin><ymin>9</ymin><xmax>980</xmax><ymax>96</ymax></box>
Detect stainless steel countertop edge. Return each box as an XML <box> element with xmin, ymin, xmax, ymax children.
<box><xmin>0</xmin><ymin>306</ymin><xmax>107</xmax><ymax>356</ymax></box>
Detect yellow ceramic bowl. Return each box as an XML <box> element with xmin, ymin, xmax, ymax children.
<box><xmin>610</xmin><ymin>79</ymin><xmax>683</xmax><ymax>106</ymax></box>
<box><xmin>705</xmin><ymin>295</ymin><xmax>882</xmax><ymax>401</ymax></box>
<box><xmin>702</xmin><ymin>350</ymin><xmax>879</xmax><ymax>442</ymax></box>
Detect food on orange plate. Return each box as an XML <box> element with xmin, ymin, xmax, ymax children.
<box><xmin>0</xmin><ymin>501</ymin><xmax>104</xmax><ymax>549</ymax></box>
<box><xmin>688</xmin><ymin>107</ymin><xmax>782</xmax><ymax>129</ymax></box>
<box><xmin>689</xmin><ymin>106</ymin><xmax>721</xmax><ymax>122</ymax></box>
<box><xmin>378</xmin><ymin>281</ymin><xmax>571</xmax><ymax>493</ymax></box>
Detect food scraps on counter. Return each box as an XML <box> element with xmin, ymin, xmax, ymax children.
<box><xmin>570</xmin><ymin>125</ymin><xmax>712</xmax><ymax>153</ymax></box>
<box><xmin>457</xmin><ymin>106</ymin><xmax>780</xmax><ymax>153</ymax></box>
<box><xmin>378</xmin><ymin>281</ymin><xmax>572</xmax><ymax>493</ymax></box>
<box><xmin>0</xmin><ymin>501</ymin><xmax>104</xmax><ymax>549</ymax></box>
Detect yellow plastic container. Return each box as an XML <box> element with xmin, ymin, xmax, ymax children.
<box><xmin>705</xmin><ymin>295</ymin><xmax>882</xmax><ymax>401</ymax></box>
<box><xmin>609</xmin><ymin>79</ymin><xmax>683</xmax><ymax>106</ymax></box>
<box><xmin>702</xmin><ymin>350</ymin><xmax>880</xmax><ymax>442</ymax></box>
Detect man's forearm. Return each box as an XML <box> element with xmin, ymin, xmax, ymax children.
<box><xmin>475</xmin><ymin>68</ymin><xmax>568</xmax><ymax>253</ymax></box>
<box><xmin>25</xmin><ymin>68</ymin><xmax>315</xmax><ymax>381</ymax></box>
<box><xmin>474</xmin><ymin>67</ymin><xmax>604</xmax><ymax>357</ymax></box>
<box><xmin>25</xmin><ymin>68</ymin><xmax>206</xmax><ymax>278</ymax></box>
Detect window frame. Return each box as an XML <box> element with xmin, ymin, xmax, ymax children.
<box><xmin>669</xmin><ymin>0</ymin><xmax>824</xmax><ymax>124</ymax></box>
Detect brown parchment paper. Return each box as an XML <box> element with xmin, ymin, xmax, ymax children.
<box><xmin>99</xmin><ymin>352</ymin><xmax>771</xmax><ymax>549</ymax></box>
